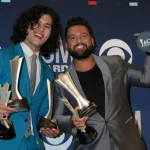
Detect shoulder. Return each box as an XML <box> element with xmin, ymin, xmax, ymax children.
<box><xmin>95</xmin><ymin>54</ymin><xmax>124</xmax><ymax>70</ymax></box>
<box><xmin>0</xmin><ymin>45</ymin><xmax>17</xmax><ymax>63</ymax></box>
<box><xmin>96</xmin><ymin>54</ymin><xmax>121</xmax><ymax>61</ymax></box>
<box><xmin>0</xmin><ymin>45</ymin><xmax>15</xmax><ymax>53</ymax></box>
<box><xmin>0</xmin><ymin>45</ymin><xmax>16</xmax><ymax>58</ymax></box>
<box><xmin>97</xmin><ymin>55</ymin><xmax>122</xmax><ymax>64</ymax></box>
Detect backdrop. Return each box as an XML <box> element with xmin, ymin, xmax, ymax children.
<box><xmin>0</xmin><ymin>0</ymin><xmax>150</xmax><ymax>149</ymax></box>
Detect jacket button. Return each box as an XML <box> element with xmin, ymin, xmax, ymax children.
<box><xmin>105</xmin><ymin>120</ymin><xmax>108</xmax><ymax>125</ymax></box>
<box><xmin>24</xmin><ymin>118</ymin><xmax>28</xmax><ymax>122</ymax></box>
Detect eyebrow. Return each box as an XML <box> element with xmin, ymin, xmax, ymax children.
<box><xmin>39</xmin><ymin>19</ymin><xmax>52</xmax><ymax>26</ymax></box>
<box><xmin>67</xmin><ymin>33</ymin><xmax>88</xmax><ymax>37</ymax></box>
<box><xmin>45</xmin><ymin>23</ymin><xmax>52</xmax><ymax>26</ymax></box>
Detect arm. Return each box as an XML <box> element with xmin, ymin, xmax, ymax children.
<box><xmin>122</xmin><ymin>54</ymin><xmax>150</xmax><ymax>87</ymax></box>
<box><xmin>53</xmin><ymin>83</ymin><xmax>73</xmax><ymax>134</ymax></box>
<box><xmin>38</xmin><ymin>92</ymin><xmax>61</xmax><ymax>138</ymax></box>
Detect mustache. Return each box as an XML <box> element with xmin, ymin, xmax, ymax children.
<box><xmin>73</xmin><ymin>43</ymin><xmax>87</xmax><ymax>49</ymax></box>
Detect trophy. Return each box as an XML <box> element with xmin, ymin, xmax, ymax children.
<box><xmin>55</xmin><ymin>72</ymin><xmax>97</xmax><ymax>144</ymax></box>
<box><xmin>38</xmin><ymin>79</ymin><xmax>57</xmax><ymax>129</ymax></box>
<box><xmin>7</xmin><ymin>56</ymin><xmax>29</xmax><ymax>112</ymax></box>
<box><xmin>0</xmin><ymin>83</ymin><xmax>16</xmax><ymax>140</ymax></box>
<box><xmin>0</xmin><ymin>56</ymin><xmax>30</xmax><ymax>140</ymax></box>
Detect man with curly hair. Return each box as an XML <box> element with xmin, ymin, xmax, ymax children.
<box><xmin>0</xmin><ymin>5</ymin><xmax>61</xmax><ymax>150</ymax></box>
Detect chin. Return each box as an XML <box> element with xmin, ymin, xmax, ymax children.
<box><xmin>33</xmin><ymin>41</ymin><xmax>42</xmax><ymax>46</ymax></box>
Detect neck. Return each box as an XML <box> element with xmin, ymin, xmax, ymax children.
<box><xmin>73</xmin><ymin>54</ymin><xmax>96</xmax><ymax>72</ymax></box>
<box><xmin>23</xmin><ymin>41</ymin><xmax>40</xmax><ymax>53</ymax></box>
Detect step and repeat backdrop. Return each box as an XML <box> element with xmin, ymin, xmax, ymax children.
<box><xmin>0</xmin><ymin>0</ymin><xmax>150</xmax><ymax>149</ymax></box>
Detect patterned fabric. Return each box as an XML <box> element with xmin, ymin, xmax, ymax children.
<box><xmin>30</xmin><ymin>54</ymin><xmax>37</xmax><ymax>97</ymax></box>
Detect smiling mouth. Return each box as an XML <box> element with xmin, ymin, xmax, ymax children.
<box><xmin>74</xmin><ymin>44</ymin><xmax>87</xmax><ymax>50</ymax></box>
<box><xmin>34</xmin><ymin>33</ymin><xmax>43</xmax><ymax>38</ymax></box>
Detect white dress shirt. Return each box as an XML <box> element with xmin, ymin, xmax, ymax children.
<box><xmin>20</xmin><ymin>42</ymin><xmax>40</xmax><ymax>93</ymax></box>
<box><xmin>20</xmin><ymin>42</ymin><xmax>41</xmax><ymax>135</ymax></box>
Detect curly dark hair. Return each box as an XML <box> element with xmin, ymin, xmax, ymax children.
<box><xmin>11</xmin><ymin>5</ymin><xmax>62</xmax><ymax>56</ymax></box>
<box><xmin>65</xmin><ymin>17</ymin><xmax>96</xmax><ymax>46</ymax></box>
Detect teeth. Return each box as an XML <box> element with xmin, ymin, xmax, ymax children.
<box><xmin>76</xmin><ymin>45</ymin><xmax>84</xmax><ymax>48</ymax></box>
<box><xmin>35</xmin><ymin>33</ymin><xmax>43</xmax><ymax>37</ymax></box>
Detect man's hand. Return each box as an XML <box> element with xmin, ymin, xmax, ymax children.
<box><xmin>71</xmin><ymin>115</ymin><xmax>88</xmax><ymax>130</ymax></box>
<box><xmin>70</xmin><ymin>106</ymin><xmax>89</xmax><ymax>130</ymax></box>
<box><xmin>40</xmin><ymin>118</ymin><xmax>61</xmax><ymax>138</ymax></box>
<box><xmin>0</xmin><ymin>102</ymin><xmax>17</xmax><ymax>120</ymax></box>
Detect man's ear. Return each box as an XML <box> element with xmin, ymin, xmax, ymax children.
<box><xmin>91</xmin><ymin>37</ymin><xmax>95</xmax><ymax>47</ymax></box>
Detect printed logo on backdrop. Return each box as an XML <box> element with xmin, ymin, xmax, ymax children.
<box><xmin>42</xmin><ymin>133</ymin><xmax>73</xmax><ymax>150</ymax></box>
<box><xmin>43</xmin><ymin>41</ymin><xmax>72</xmax><ymax>73</ymax></box>
<box><xmin>99</xmin><ymin>39</ymin><xmax>133</xmax><ymax>63</ymax></box>
<box><xmin>136</xmin><ymin>31</ymin><xmax>150</xmax><ymax>52</ymax></box>
<box><xmin>139</xmin><ymin>38</ymin><xmax>150</xmax><ymax>48</ymax></box>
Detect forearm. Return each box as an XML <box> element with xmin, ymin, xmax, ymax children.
<box><xmin>123</xmin><ymin>54</ymin><xmax>150</xmax><ymax>87</ymax></box>
<box><xmin>53</xmin><ymin>114</ymin><xmax>72</xmax><ymax>133</ymax></box>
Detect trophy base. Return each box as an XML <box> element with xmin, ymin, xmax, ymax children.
<box><xmin>77</xmin><ymin>126</ymin><xmax>97</xmax><ymax>145</ymax></box>
<box><xmin>78</xmin><ymin>102</ymin><xmax>97</xmax><ymax>118</ymax></box>
<box><xmin>38</xmin><ymin>117</ymin><xmax>57</xmax><ymax>129</ymax></box>
<box><xmin>0</xmin><ymin>120</ymin><xmax>16</xmax><ymax>140</ymax></box>
<box><xmin>8</xmin><ymin>98</ymin><xmax>29</xmax><ymax>112</ymax></box>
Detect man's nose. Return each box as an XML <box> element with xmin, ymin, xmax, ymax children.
<box><xmin>77</xmin><ymin>36</ymin><xmax>82</xmax><ymax>43</ymax></box>
<box><xmin>38</xmin><ymin>24</ymin><xmax>44</xmax><ymax>31</ymax></box>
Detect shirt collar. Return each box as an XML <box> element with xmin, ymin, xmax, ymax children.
<box><xmin>20</xmin><ymin>42</ymin><xmax>40</xmax><ymax>58</ymax></box>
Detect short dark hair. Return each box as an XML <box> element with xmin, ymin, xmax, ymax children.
<box><xmin>11</xmin><ymin>5</ymin><xmax>62</xmax><ymax>56</ymax></box>
<box><xmin>65</xmin><ymin>17</ymin><xmax>96</xmax><ymax>45</ymax></box>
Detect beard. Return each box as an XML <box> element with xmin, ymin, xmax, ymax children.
<box><xmin>68</xmin><ymin>43</ymin><xmax>94</xmax><ymax>59</ymax></box>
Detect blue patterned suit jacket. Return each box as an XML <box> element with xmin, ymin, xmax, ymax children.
<box><xmin>0</xmin><ymin>43</ymin><xmax>54</xmax><ymax>150</ymax></box>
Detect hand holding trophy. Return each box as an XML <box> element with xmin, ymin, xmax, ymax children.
<box><xmin>7</xmin><ymin>56</ymin><xmax>29</xmax><ymax>111</ymax></box>
<box><xmin>55</xmin><ymin>72</ymin><xmax>97</xmax><ymax>145</ymax></box>
<box><xmin>38</xmin><ymin>79</ymin><xmax>57</xmax><ymax>129</ymax></box>
<box><xmin>0</xmin><ymin>56</ymin><xmax>29</xmax><ymax>140</ymax></box>
<box><xmin>0</xmin><ymin>83</ymin><xmax>16</xmax><ymax>140</ymax></box>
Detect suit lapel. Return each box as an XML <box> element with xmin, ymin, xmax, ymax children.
<box><xmin>68</xmin><ymin>64</ymin><xmax>86</xmax><ymax>98</ymax></box>
<box><xmin>14</xmin><ymin>44</ymin><xmax>30</xmax><ymax>103</ymax></box>
<box><xmin>93</xmin><ymin>55</ymin><xmax>112</xmax><ymax>120</ymax></box>
<box><xmin>32</xmin><ymin>56</ymin><xmax>46</xmax><ymax>100</ymax></box>
<box><xmin>67</xmin><ymin>64</ymin><xmax>87</xmax><ymax>107</ymax></box>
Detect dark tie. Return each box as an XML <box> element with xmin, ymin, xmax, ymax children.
<box><xmin>25</xmin><ymin>54</ymin><xmax>37</xmax><ymax>138</ymax></box>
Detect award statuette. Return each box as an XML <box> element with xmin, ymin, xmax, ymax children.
<box><xmin>7</xmin><ymin>56</ymin><xmax>29</xmax><ymax>112</ymax></box>
<box><xmin>0</xmin><ymin>83</ymin><xmax>15</xmax><ymax>140</ymax></box>
<box><xmin>55</xmin><ymin>72</ymin><xmax>97</xmax><ymax>144</ymax></box>
<box><xmin>60</xmin><ymin>98</ymin><xmax>86</xmax><ymax>135</ymax></box>
<box><xmin>38</xmin><ymin>79</ymin><xmax>57</xmax><ymax>129</ymax></box>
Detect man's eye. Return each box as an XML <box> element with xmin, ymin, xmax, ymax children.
<box><xmin>45</xmin><ymin>26</ymin><xmax>50</xmax><ymax>29</ymax></box>
<box><xmin>70</xmin><ymin>37</ymin><xmax>75</xmax><ymax>40</ymax></box>
<box><xmin>82</xmin><ymin>34</ymin><xmax>87</xmax><ymax>37</ymax></box>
